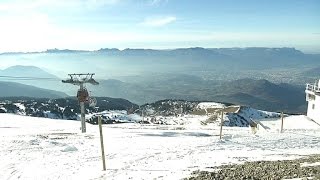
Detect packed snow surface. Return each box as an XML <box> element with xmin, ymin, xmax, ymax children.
<box><xmin>0</xmin><ymin>113</ymin><xmax>319</xmax><ymax>180</ymax></box>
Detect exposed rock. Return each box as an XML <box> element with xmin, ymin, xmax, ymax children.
<box><xmin>186</xmin><ymin>155</ymin><xmax>320</xmax><ymax>180</ymax></box>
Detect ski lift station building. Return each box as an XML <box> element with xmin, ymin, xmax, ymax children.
<box><xmin>305</xmin><ymin>79</ymin><xmax>320</xmax><ymax>121</ymax></box>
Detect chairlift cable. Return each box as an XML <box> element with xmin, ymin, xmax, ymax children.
<box><xmin>0</xmin><ymin>75</ymin><xmax>60</xmax><ymax>81</ymax></box>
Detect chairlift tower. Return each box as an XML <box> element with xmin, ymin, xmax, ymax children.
<box><xmin>62</xmin><ymin>73</ymin><xmax>99</xmax><ymax>133</ymax></box>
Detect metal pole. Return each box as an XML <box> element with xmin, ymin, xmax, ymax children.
<box><xmin>80</xmin><ymin>83</ymin><xmax>86</xmax><ymax>133</ymax></box>
<box><xmin>280</xmin><ymin>112</ymin><xmax>284</xmax><ymax>133</ymax></box>
<box><xmin>219</xmin><ymin>109</ymin><xmax>224</xmax><ymax>140</ymax></box>
<box><xmin>98</xmin><ymin>116</ymin><xmax>106</xmax><ymax>171</ymax></box>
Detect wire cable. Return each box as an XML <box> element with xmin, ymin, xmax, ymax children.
<box><xmin>0</xmin><ymin>75</ymin><xmax>61</xmax><ymax>81</ymax></box>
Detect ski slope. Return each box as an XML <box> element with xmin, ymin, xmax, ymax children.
<box><xmin>0</xmin><ymin>113</ymin><xmax>319</xmax><ymax>180</ymax></box>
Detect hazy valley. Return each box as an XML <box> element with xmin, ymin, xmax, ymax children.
<box><xmin>0</xmin><ymin>47</ymin><xmax>319</xmax><ymax>113</ymax></box>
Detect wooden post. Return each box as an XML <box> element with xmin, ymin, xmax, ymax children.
<box><xmin>219</xmin><ymin>108</ymin><xmax>224</xmax><ymax>140</ymax></box>
<box><xmin>98</xmin><ymin>116</ymin><xmax>106</xmax><ymax>171</ymax></box>
<box><xmin>280</xmin><ymin>112</ymin><xmax>284</xmax><ymax>133</ymax></box>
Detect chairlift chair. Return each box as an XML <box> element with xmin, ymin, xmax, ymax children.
<box><xmin>89</xmin><ymin>96</ymin><xmax>97</xmax><ymax>107</ymax></box>
<box><xmin>77</xmin><ymin>88</ymin><xmax>89</xmax><ymax>102</ymax></box>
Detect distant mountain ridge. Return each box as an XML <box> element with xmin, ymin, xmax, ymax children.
<box><xmin>0</xmin><ymin>81</ymin><xmax>68</xmax><ymax>98</ymax></box>
<box><xmin>1</xmin><ymin>47</ymin><xmax>318</xmax><ymax>72</ymax></box>
<box><xmin>0</xmin><ymin>65</ymin><xmax>59</xmax><ymax>79</ymax></box>
<box><xmin>0</xmin><ymin>47</ymin><xmax>316</xmax><ymax>55</ymax></box>
<box><xmin>0</xmin><ymin>65</ymin><xmax>72</xmax><ymax>94</ymax></box>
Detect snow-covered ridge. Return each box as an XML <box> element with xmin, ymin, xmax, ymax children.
<box><xmin>2</xmin><ymin>98</ymin><xmax>318</xmax><ymax>131</ymax></box>
<box><xmin>224</xmin><ymin>106</ymin><xmax>280</xmax><ymax>127</ymax></box>
<box><xmin>0</xmin><ymin>97</ymin><xmax>137</xmax><ymax>120</ymax></box>
<box><xmin>137</xmin><ymin>99</ymin><xmax>282</xmax><ymax>127</ymax></box>
<box><xmin>87</xmin><ymin>110</ymin><xmax>142</xmax><ymax>124</ymax></box>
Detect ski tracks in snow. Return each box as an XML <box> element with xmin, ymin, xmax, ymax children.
<box><xmin>1</xmin><ymin>115</ymin><xmax>320</xmax><ymax>180</ymax></box>
<box><xmin>0</xmin><ymin>132</ymin><xmax>85</xmax><ymax>179</ymax></box>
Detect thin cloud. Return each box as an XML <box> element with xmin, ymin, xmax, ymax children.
<box><xmin>0</xmin><ymin>0</ymin><xmax>120</xmax><ymax>12</ymax></box>
<box><xmin>142</xmin><ymin>16</ymin><xmax>176</xmax><ymax>27</ymax></box>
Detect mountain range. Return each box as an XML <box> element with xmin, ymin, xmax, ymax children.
<box><xmin>0</xmin><ymin>64</ymin><xmax>309</xmax><ymax>113</ymax></box>
<box><xmin>0</xmin><ymin>47</ymin><xmax>318</xmax><ymax>113</ymax></box>
<box><xmin>0</xmin><ymin>81</ymin><xmax>67</xmax><ymax>98</ymax></box>
<box><xmin>1</xmin><ymin>47</ymin><xmax>319</xmax><ymax>76</ymax></box>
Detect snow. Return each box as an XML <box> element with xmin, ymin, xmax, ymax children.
<box><xmin>196</xmin><ymin>102</ymin><xmax>226</xmax><ymax>109</ymax></box>
<box><xmin>87</xmin><ymin>110</ymin><xmax>140</xmax><ymax>123</ymax></box>
<box><xmin>258</xmin><ymin>115</ymin><xmax>320</xmax><ymax>131</ymax></box>
<box><xmin>14</xmin><ymin>103</ymin><xmax>25</xmax><ymax>111</ymax></box>
<box><xmin>237</xmin><ymin>106</ymin><xmax>279</xmax><ymax>119</ymax></box>
<box><xmin>145</xmin><ymin>115</ymin><xmax>208</xmax><ymax>127</ymax></box>
<box><xmin>218</xmin><ymin>106</ymin><xmax>280</xmax><ymax>127</ymax></box>
<box><xmin>61</xmin><ymin>145</ymin><xmax>78</xmax><ymax>152</ymax></box>
<box><xmin>0</xmin><ymin>106</ymin><xmax>7</xmax><ymax>112</ymax></box>
<box><xmin>43</xmin><ymin>111</ymin><xmax>61</xmax><ymax>119</ymax></box>
<box><xmin>0</xmin><ymin>113</ymin><xmax>319</xmax><ymax>180</ymax></box>
<box><xmin>301</xmin><ymin>162</ymin><xmax>320</xmax><ymax>167</ymax></box>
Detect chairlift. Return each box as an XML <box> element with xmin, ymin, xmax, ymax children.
<box><xmin>88</xmin><ymin>90</ymin><xmax>97</xmax><ymax>107</ymax></box>
<box><xmin>89</xmin><ymin>96</ymin><xmax>97</xmax><ymax>107</ymax></box>
<box><xmin>77</xmin><ymin>88</ymin><xmax>89</xmax><ymax>102</ymax></box>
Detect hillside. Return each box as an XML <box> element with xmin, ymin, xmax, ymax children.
<box><xmin>135</xmin><ymin>99</ymin><xmax>282</xmax><ymax>127</ymax></box>
<box><xmin>0</xmin><ymin>65</ymin><xmax>72</xmax><ymax>93</ymax></box>
<box><xmin>211</xmin><ymin>79</ymin><xmax>306</xmax><ymax>113</ymax></box>
<box><xmin>0</xmin><ymin>65</ymin><xmax>58</xmax><ymax>78</ymax></box>
<box><xmin>0</xmin><ymin>71</ymin><xmax>308</xmax><ymax>113</ymax></box>
<box><xmin>0</xmin><ymin>97</ymin><xmax>287</xmax><ymax>127</ymax></box>
<box><xmin>0</xmin><ymin>81</ymin><xmax>68</xmax><ymax>98</ymax></box>
<box><xmin>90</xmin><ymin>78</ymin><xmax>306</xmax><ymax>113</ymax></box>
<box><xmin>0</xmin><ymin>97</ymin><xmax>138</xmax><ymax>120</ymax></box>
<box><xmin>301</xmin><ymin>66</ymin><xmax>320</xmax><ymax>77</ymax></box>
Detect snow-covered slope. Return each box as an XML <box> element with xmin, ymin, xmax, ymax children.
<box><xmin>0</xmin><ymin>97</ymin><xmax>138</xmax><ymax>121</ymax></box>
<box><xmin>224</xmin><ymin>106</ymin><xmax>281</xmax><ymax>127</ymax></box>
<box><xmin>1</xmin><ymin>98</ymin><xmax>317</xmax><ymax>132</ymax></box>
<box><xmin>0</xmin><ymin>113</ymin><xmax>319</xmax><ymax>180</ymax></box>
<box><xmin>258</xmin><ymin>115</ymin><xmax>320</xmax><ymax>131</ymax></box>
<box><xmin>87</xmin><ymin>110</ymin><xmax>142</xmax><ymax>124</ymax></box>
<box><xmin>196</xmin><ymin>102</ymin><xmax>226</xmax><ymax>109</ymax></box>
<box><xmin>139</xmin><ymin>102</ymin><xmax>283</xmax><ymax>128</ymax></box>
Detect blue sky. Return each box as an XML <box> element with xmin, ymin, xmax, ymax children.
<box><xmin>0</xmin><ymin>0</ymin><xmax>319</xmax><ymax>53</ymax></box>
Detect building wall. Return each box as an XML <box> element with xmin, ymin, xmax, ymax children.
<box><xmin>307</xmin><ymin>94</ymin><xmax>320</xmax><ymax>121</ymax></box>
